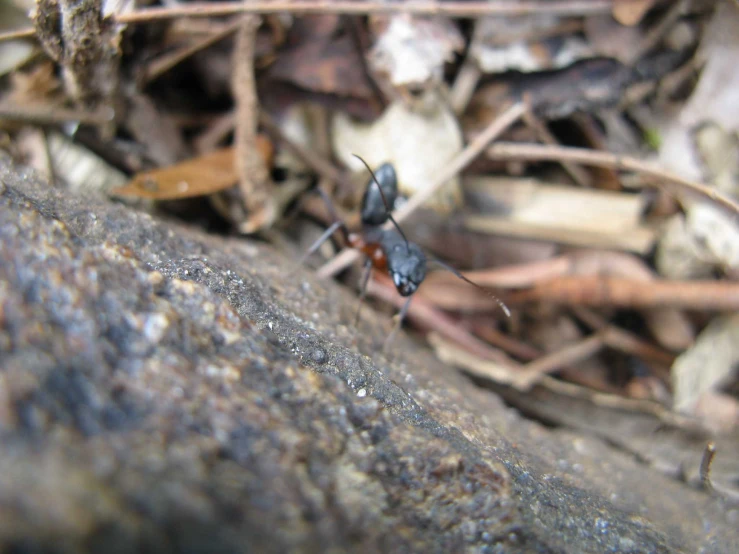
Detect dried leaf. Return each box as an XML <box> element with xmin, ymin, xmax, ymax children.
<box><xmin>584</xmin><ymin>15</ymin><xmax>644</xmax><ymax>63</ymax></box>
<box><xmin>672</xmin><ymin>313</ymin><xmax>739</xmax><ymax>421</ymax></box>
<box><xmin>123</xmin><ymin>92</ymin><xmax>189</xmax><ymax>167</ymax></box>
<box><xmin>268</xmin><ymin>16</ymin><xmax>373</xmax><ymax>99</ymax></box>
<box><xmin>369</xmin><ymin>15</ymin><xmax>463</xmax><ymax>89</ymax></box>
<box><xmin>463</xmin><ymin>176</ymin><xmax>655</xmax><ymax>254</ymax></box>
<box><xmin>7</xmin><ymin>62</ymin><xmax>61</xmax><ymax>104</ymax></box>
<box><xmin>470</xmin><ymin>14</ymin><xmax>590</xmax><ymax>74</ymax></box>
<box><xmin>112</xmin><ymin>148</ymin><xmax>237</xmax><ymax>200</ymax></box>
<box><xmin>47</xmin><ymin>131</ymin><xmax>127</xmax><ymax>194</ymax></box>
<box><xmin>612</xmin><ymin>0</ymin><xmax>657</xmax><ymax>26</ymax></box>
<box><xmin>693</xmin><ymin>391</ymin><xmax>739</xmax><ymax>435</ymax></box>
<box><xmin>655</xmin><ymin>3</ymin><xmax>739</xmax><ymax>279</ymax></box>
<box><xmin>332</xmin><ymin>97</ymin><xmax>463</xmax><ymax>212</ymax></box>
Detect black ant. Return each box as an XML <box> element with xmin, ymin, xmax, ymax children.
<box><xmin>301</xmin><ymin>154</ymin><xmax>509</xmax><ymax>349</ymax></box>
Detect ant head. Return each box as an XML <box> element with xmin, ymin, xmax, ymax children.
<box><xmin>359</xmin><ymin>162</ymin><xmax>398</xmax><ymax>226</ymax></box>
<box><xmin>384</xmin><ymin>232</ymin><xmax>426</xmax><ymax>297</ymax></box>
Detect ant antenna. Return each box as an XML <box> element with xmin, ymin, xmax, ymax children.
<box><xmin>352</xmin><ymin>154</ymin><xmax>411</xmax><ymax>254</ymax></box>
<box><xmin>429</xmin><ymin>258</ymin><xmax>511</xmax><ymax>318</ymax></box>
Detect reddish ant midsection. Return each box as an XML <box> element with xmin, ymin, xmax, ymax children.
<box><xmin>348</xmin><ymin>232</ymin><xmax>387</xmax><ymax>271</ymax></box>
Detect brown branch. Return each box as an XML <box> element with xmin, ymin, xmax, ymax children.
<box><xmin>572</xmin><ymin>307</ymin><xmax>675</xmax><ymax>368</ymax></box>
<box><xmin>232</xmin><ymin>16</ymin><xmax>274</xmax><ymax>233</ymax></box>
<box><xmin>472</xmin><ymin>322</ymin><xmax>541</xmax><ymax>360</ymax></box>
<box><xmin>117</xmin><ymin>1</ymin><xmax>614</xmax><ymax>24</ymax></box>
<box><xmin>508</xmin><ymin>276</ymin><xmax>739</xmax><ymax>311</ymax></box>
<box><xmin>626</xmin><ymin>0</ymin><xmax>689</xmax><ymax>64</ymax></box>
<box><xmin>426</xmin><ymin>250</ymin><xmax>656</xmax><ymax>291</ymax></box>
<box><xmin>0</xmin><ymin>102</ymin><xmax>115</xmax><ymax>125</ymax></box>
<box><xmin>487</xmin><ymin>142</ymin><xmax>739</xmax><ymax>217</ymax></box>
<box><xmin>521</xmin><ymin>103</ymin><xmax>592</xmax><ymax>187</ymax></box>
<box><xmin>317</xmin><ymin>101</ymin><xmax>527</xmax><ymax>279</ymax></box>
<box><xmin>0</xmin><ymin>1</ymin><xmax>623</xmax><ymax>44</ymax></box>
<box><xmin>520</xmin><ymin>331</ymin><xmax>607</xmax><ymax>380</ymax></box>
<box><xmin>144</xmin><ymin>19</ymin><xmax>242</xmax><ymax>83</ymax></box>
<box><xmin>700</xmin><ymin>442</ymin><xmax>716</xmax><ymax>494</ymax></box>
<box><xmin>435</xmin><ymin>255</ymin><xmax>573</xmax><ymax>289</ymax></box>
<box><xmin>0</xmin><ymin>27</ymin><xmax>36</xmax><ymax>42</ymax></box>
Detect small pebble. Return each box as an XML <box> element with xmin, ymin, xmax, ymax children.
<box><xmin>357</xmin><ymin>388</ymin><xmax>367</xmax><ymax>398</ymax></box>
<box><xmin>310</xmin><ymin>347</ymin><xmax>328</xmax><ymax>364</ymax></box>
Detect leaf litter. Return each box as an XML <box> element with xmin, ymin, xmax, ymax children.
<box><xmin>0</xmin><ymin>0</ymin><xmax>738</xmax><ymax>495</ymax></box>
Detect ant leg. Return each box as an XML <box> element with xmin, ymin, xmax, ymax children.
<box><xmin>295</xmin><ymin>220</ymin><xmax>345</xmax><ymax>268</ymax></box>
<box><xmin>353</xmin><ymin>257</ymin><xmax>373</xmax><ymax>327</ymax></box>
<box><xmin>314</xmin><ymin>185</ymin><xmax>349</xmax><ymax>243</ymax></box>
<box><xmin>293</xmin><ymin>184</ymin><xmax>350</xmax><ymax>270</ymax></box>
<box><xmin>382</xmin><ymin>296</ymin><xmax>413</xmax><ymax>353</ymax></box>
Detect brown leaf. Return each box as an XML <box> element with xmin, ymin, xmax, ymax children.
<box><xmin>269</xmin><ymin>16</ymin><xmax>373</xmax><ymax>99</ymax></box>
<box><xmin>612</xmin><ymin>0</ymin><xmax>657</xmax><ymax>26</ymax></box>
<box><xmin>112</xmin><ymin>148</ymin><xmax>237</xmax><ymax>200</ymax></box>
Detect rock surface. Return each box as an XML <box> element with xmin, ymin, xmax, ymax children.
<box><xmin>0</xmin><ymin>154</ymin><xmax>736</xmax><ymax>553</ymax></box>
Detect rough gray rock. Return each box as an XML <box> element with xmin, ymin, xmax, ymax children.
<box><xmin>0</xmin><ymin>154</ymin><xmax>736</xmax><ymax>553</ymax></box>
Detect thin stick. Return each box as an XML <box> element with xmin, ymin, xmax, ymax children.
<box><xmin>507</xmin><ymin>275</ymin><xmax>739</xmax><ymax>311</ymax></box>
<box><xmin>626</xmin><ymin>0</ymin><xmax>689</xmax><ymax>64</ymax></box>
<box><xmin>699</xmin><ymin>442</ymin><xmax>716</xmax><ymax>494</ymax></box>
<box><xmin>521</xmin><ymin>104</ymin><xmax>592</xmax><ymax>187</ymax></box>
<box><xmin>0</xmin><ymin>1</ymin><xmax>618</xmax><ymax>43</ymax></box>
<box><xmin>144</xmin><ymin>19</ymin><xmax>242</xmax><ymax>83</ymax></box>
<box><xmin>117</xmin><ymin>1</ymin><xmax>614</xmax><ymax>24</ymax></box>
<box><xmin>317</xmin><ymin>102</ymin><xmax>526</xmax><ymax>279</ymax></box>
<box><xmin>487</xmin><ymin>142</ymin><xmax>739</xmax><ymax>216</ymax></box>
<box><xmin>572</xmin><ymin>307</ymin><xmax>675</xmax><ymax>368</ymax></box>
<box><xmin>0</xmin><ymin>27</ymin><xmax>35</xmax><ymax>42</ymax></box>
<box><xmin>232</xmin><ymin>16</ymin><xmax>273</xmax><ymax>233</ymax></box>
<box><xmin>520</xmin><ymin>331</ymin><xmax>607</xmax><ymax>379</ymax></box>
<box><xmin>0</xmin><ymin>102</ymin><xmax>115</xmax><ymax>125</ymax></box>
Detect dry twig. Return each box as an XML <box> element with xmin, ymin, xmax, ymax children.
<box><xmin>232</xmin><ymin>16</ymin><xmax>274</xmax><ymax>233</ymax></box>
<box><xmin>521</xmin><ymin>104</ymin><xmax>592</xmax><ymax>187</ymax></box>
<box><xmin>700</xmin><ymin>442</ymin><xmax>717</xmax><ymax>494</ymax></box>
<box><xmin>0</xmin><ymin>1</ymin><xmax>617</xmax><ymax>44</ymax></box>
<box><xmin>520</xmin><ymin>331</ymin><xmax>608</xmax><ymax>381</ymax></box>
<box><xmin>487</xmin><ymin>142</ymin><xmax>739</xmax><ymax>217</ymax></box>
<box><xmin>118</xmin><ymin>1</ymin><xmax>615</xmax><ymax>23</ymax></box>
<box><xmin>572</xmin><ymin>307</ymin><xmax>675</xmax><ymax>368</ymax></box>
<box><xmin>144</xmin><ymin>19</ymin><xmax>242</xmax><ymax>83</ymax></box>
<box><xmin>0</xmin><ymin>102</ymin><xmax>115</xmax><ymax>125</ymax></box>
<box><xmin>507</xmin><ymin>276</ymin><xmax>739</xmax><ymax>311</ymax></box>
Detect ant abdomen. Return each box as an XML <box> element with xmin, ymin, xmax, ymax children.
<box><xmin>360</xmin><ymin>163</ymin><xmax>398</xmax><ymax>227</ymax></box>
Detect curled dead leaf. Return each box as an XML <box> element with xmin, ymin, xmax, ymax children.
<box><xmin>112</xmin><ymin>148</ymin><xmax>237</xmax><ymax>200</ymax></box>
